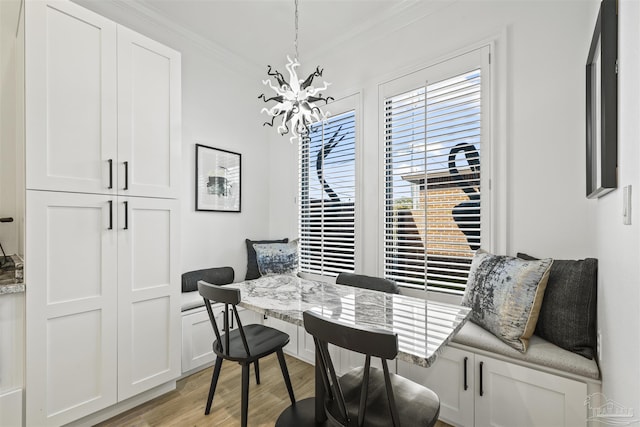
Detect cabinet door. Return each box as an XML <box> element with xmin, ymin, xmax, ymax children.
<box><xmin>181</xmin><ymin>306</ymin><xmax>217</xmax><ymax>374</ymax></box>
<box><xmin>25</xmin><ymin>0</ymin><xmax>117</xmax><ymax>194</ymax></box>
<box><xmin>236</xmin><ymin>307</ymin><xmax>262</xmax><ymax>328</ymax></box>
<box><xmin>263</xmin><ymin>316</ymin><xmax>298</xmax><ymax>355</ymax></box>
<box><xmin>297</xmin><ymin>328</ymin><xmax>316</xmax><ymax>364</ymax></box>
<box><xmin>0</xmin><ymin>293</ymin><xmax>24</xmax><ymax>427</ymax></box>
<box><xmin>25</xmin><ymin>191</ymin><xmax>118</xmax><ymax>426</ymax></box>
<box><xmin>475</xmin><ymin>354</ymin><xmax>587</xmax><ymax>427</ymax></box>
<box><xmin>397</xmin><ymin>347</ymin><xmax>474</xmax><ymax>427</ymax></box>
<box><xmin>117</xmin><ymin>197</ymin><xmax>180</xmax><ymax>400</ymax></box>
<box><xmin>117</xmin><ymin>27</ymin><xmax>181</xmax><ymax>199</ymax></box>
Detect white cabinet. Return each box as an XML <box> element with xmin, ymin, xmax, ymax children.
<box><xmin>182</xmin><ymin>307</ymin><xmax>216</xmax><ymax>373</ymax></box>
<box><xmin>0</xmin><ymin>293</ymin><xmax>25</xmax><ymax>427</ymax></box>
<box><xmin>116</xmin><ymin>197</ymin><xmax>181</xmax><ymax>400</ymax></box>
<box><xmin>398</xmin><ymin>347</ymin><xmax>475</xmax><ymax>427</ymax></box>
<box><xmin>25</xmin><ymin>0</ymin><xmax>117</xmax><ymax>195</ymax></box>
<box><xmin>264</xmin><ymin>316</ymin><xmax>298</xmax><ymax>355</ymax></box>
<box><xmin>116</xmin><ymin>27</ymin><xmax>181</xmax><ymax>199</ymax></box>
<box><xmin>23</xmin><ymin>1</ymin><xmax>181</xmax><ymax>424</ymax></box>
<box><xmin>25</xmin><ymin>191</ymin><xmax>181</xmax><ymax>425</ymax></box>
<box><xmin>25</xmin><ymin>191</ymin><xmax>119</xmax><ymax>426</ymax></box>
<box><xmin>398</xmin><ymin>347</ymin><xmax>588</xmax><ymax>427</ymax></box>
<box><xmin>297</xmin><ymin>327</ymin><xmax>316</xmax><ymax>364</ymax></box>
<box><xmin>25</xmin><ymin>0</ymin><xmax>180</xmax><ymax>199</ymax></box>
<box><xmin>475</xmin><ymin>354</ymin><xmax>586</xmax><ymax>427</ymax></box>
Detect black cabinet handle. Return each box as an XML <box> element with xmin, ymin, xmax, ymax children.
<box><xmin>479</xmin><ymin>361</ymin><xmax>484</xmax><ymax>396</ymax></box>
<box><xmin>108</xmin><ymin>200</ymin><xmax>113</xmax><ymax>230</ymax></box>
<box><xmin>463</xmin><ymin>357</ymin><xmax>469</xmax><ymax>391</ymax></box>
<box><xmin>123</xmin><ymin>201</ymin><xmax>129</xmax><ymax>230</ymax></box>
<box><xmin>123</xmin><ymin>161</ymin><xmax>129</xmax><ymax>190</ymax></box>
<box><xmin>108</xmin><ymin>159</ymin><xmax>113</xmax><ymax>189</ymax></box>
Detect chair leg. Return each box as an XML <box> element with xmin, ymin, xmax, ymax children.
<box><xmin>254</xmin><ymin>360</ymin><xmax>261</xmax><ymax>384</ymax></box>
<box><xmin>241</xmin><ymin>363</ymin><xmax>250</xmax><ymax>427</ymax></box>
<box><xmin>276</xmin><ymin>349</ymin><xmax>296</xmax><ymax>405</ymax></box>
<box><xmin>205</xmin><ymin>357</ymin><xmax>223</xmax><ymax>415</ymax></box>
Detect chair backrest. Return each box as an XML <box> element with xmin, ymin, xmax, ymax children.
<box><xmin>335</xmin><ymin>272</ymin><xmax>399</xmax><ymax>294</ymax></box>
<box><xmin>182</xmin><ymin>266</ymin><xmax>234</xmax><ymax>292</ymax></box>
<box><xmin>198</xmin><ymin>281</ymin><xmax>250</xmax><ymax>357</ymax></box>
<box><xmin>303</xmin><ymin>310</ymin><xmax>400</xmax><ymax>427</ymax></box>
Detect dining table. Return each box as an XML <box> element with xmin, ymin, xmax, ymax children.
<box><xmin>228</xmin><ymin>274</ymin><xmax>471</xmax><ymax>426</ymax></box>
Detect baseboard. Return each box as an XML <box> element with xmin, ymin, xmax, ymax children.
<box><xmin>65</xmin><ymin>381</ymin><xmax>176</xmax><ymax>427</ymax></box>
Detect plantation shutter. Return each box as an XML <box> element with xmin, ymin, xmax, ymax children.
<box><xmin>384</xmin><ymin>56</ymin><xmax>485</xmax><ymax>293</ymax></box>
<box><xmin>299</xmin><ymin>110</ymin><xmax>356</xmax><ymax>276</ymax></box>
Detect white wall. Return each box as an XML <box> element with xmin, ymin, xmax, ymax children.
<box><xmin>595</xmin><ymin>0</ymin><xmax>640</xmax><ymax>416</ymax></box>
<box><xmin>73</xmin><ymin>1</ymin><xmax>275</xmax><ymax>280</ymax></box>
<box><xmin>0</xmin><ymin>0</ymin><xmax>23</xmax><ymax>257</ymax></box>
<box><xmin>269</xmin><ymin>0</ymin><xmax>600</xmax><ymax>273</ymax></box>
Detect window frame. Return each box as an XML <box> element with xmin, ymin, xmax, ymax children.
<box><xmin>378</xmin><ymin>45</ymin><xmax>494</xmax><ymax>296</ymax></box>
<box><xmin>298</xmin><ymin>94</ymin><xmax>362</xmax><ymax>279</ymax></box>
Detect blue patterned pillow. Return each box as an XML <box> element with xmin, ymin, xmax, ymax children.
<box><xmin>461</xmin><ymin>249</ymin><xmax>553</xmax><ymax>352</ymax></box>
<box><xmin>253</xmin><ymin>240</ymin><xmax>299</xmax><ymax>276</ymax></box>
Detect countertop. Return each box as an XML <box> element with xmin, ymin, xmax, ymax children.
<box><xmin>0</xmin><ymin>254</ymin><xmax>24</xmax><ymax>295</ymax></box>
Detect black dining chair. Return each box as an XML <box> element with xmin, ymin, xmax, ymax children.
<box><xmin>197</xmin><ymin>281</ymin><xmax>296</xmax><ymax>427</ymax></box>
<box><xmin>335</xmin><ymin>272</ymin><xmax>400</xmax><ymax>294</ymax></box>
<box><xmin>303</xmin><ymin>310</ymin><xmax>440</xmax><ymax>427</ymax></box>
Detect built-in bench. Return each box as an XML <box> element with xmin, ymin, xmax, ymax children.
<box><xmin>180</xmin><ymin>264</ymin><xmax>602</xmax><ymax>426</ymax></box>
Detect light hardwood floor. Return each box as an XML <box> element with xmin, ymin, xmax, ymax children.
<box><xmin>97</xmin><ymin>354</ymin><xmax>451</xmax><ymax>426</ymax></box>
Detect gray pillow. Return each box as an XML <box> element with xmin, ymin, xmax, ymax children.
<box><xmin>245</xmin><ymin>238</ymin><xmax>288</xmax><ymax>280</ymax></box>
<box><xmin>518</xmin><ymin>253</ymin><xmax>597</xmax><ymax>359</ymax></box>
<box><xmin>254</xmin><ymin>240</ymin><xmax>299</xmax><ymax>276</ymax></box>
<box><xmin>462</xmin><ymin>249</ymin><xmax>553</xmax><ymax>352</ymax></box>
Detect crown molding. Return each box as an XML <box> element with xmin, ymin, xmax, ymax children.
<box><xmin>306</xmin><ymin>0</ymin><xmax>458</xmax><ymax>64</ymax></box>
<box><xmin>74</xmin><ymin>0</ymin><xmax>259</xmax><ymax>76</ymax></box>
<box><xmin>73</xmin><ymin>0</ymin><xmax>458</xmax><ymax>76</ymax></box>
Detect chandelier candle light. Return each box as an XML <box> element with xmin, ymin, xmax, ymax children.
<box><xmin>259</xmin><ymin>0</ymin><xmax>333</xmax><ymax>143</ymax></box>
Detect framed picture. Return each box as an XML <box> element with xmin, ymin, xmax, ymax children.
<box><xmin>195</xmin><ymin>144</ymin><xmax>241</xmax><ymax>212</ymax></box>
<box><xmin>586</xmin><ymin>0</ymin><xmax>617</xmax><ymax>199</ymax></box>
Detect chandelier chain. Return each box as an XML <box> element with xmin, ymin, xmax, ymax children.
<box><xmin>294</xmin><ymin>0</ymin><xmax>299</xmax><ymax>60</ymax></box>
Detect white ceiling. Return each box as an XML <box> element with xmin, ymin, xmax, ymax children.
<box><xmin>78</xmin><ymin>0</ymin><xmax>448</xmax><ymax>68</ymax></box>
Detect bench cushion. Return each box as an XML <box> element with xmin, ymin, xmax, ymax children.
<box><xmin>453</xmin><ymin>322</ymin><xmax>600</xmax><ymax>380</ymax></box>
<box><xmin>182</xmin><ymin>291</ymin><xmax>205</xmax><ymax>312</ymax></box>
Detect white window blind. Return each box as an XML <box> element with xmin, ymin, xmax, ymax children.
<box><xmin>299</xmin><ymin>110</ymin><xmax>356</xmax><ymax>276</ymax></box>
<box><xmin>383</xmin><ymin>53</ymin><xmax>487</xmax><ymax>293</ymax></box>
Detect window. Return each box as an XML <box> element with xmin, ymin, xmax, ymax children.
<box><xmin>299</xmin><ymin>106</ymin><xmax>357</xmax><ymax>276</ymax></box>
<box><xmin>381</xmin><ymin>47</ymin><xmax>490</xmax><ymax>293</ymax></box>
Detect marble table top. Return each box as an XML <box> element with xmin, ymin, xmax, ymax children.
<box><xmin>229</xmin><ymin>275</ymin><xmax>471</xmax><ymax>368</ymax></box>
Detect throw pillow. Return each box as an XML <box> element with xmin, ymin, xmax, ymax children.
<box><xmin>461</xmin><ymin>249</ymin><xmax>553</xmax><ymax>352</ymax></box>
<box><xmin>254</xmin><ymin>240</ymin><xmax>299</xmax><ymax>276</ymax></box>
<box><xmin>245</xmin><ymin>238</ymin><xmax>288</xmax><ymax>280</ymax></box>
<box><xmin>517</xmin><ymin>253</ymin><xmax>597</xmax><ymax>359</ymax></box>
